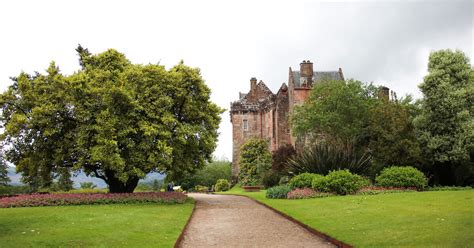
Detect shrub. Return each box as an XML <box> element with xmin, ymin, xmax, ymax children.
<box><xmin>266</xmin><ymin>185</ymin><xmax>292</xmax><ymax>199</ymax></box>
<box><xmin>194</xmin><ymin>185</ymin><xmax>209</xmax><ymax>193</ymax></box>
<box><xmin>0</xmin><ymin>185</ymin><xmax>31</xmax><ymax>196</ymax></box>
<box><xmin>238</xmin><ymin>138</ymin><xmax>272</xmax><ymax>186</ymax></box>
<box><xmin>311</xmin><ymin>175</ymin><xmax>329</xmax><ymax>192</ymax></box>
<box><xmin>167</xmin><ymin>160</ymin><xmax>232</xmax><ymax>191</ymax></box>
<box><xmin>285</xmin><ymin>142</ymin><xmax>372</xmax><ymax>176</ymax></box>
<box><xmin>214</xmin><ymin>179</ymin><xmax>230</xmax><ymax>192</ymax></box>
<box><xmin>289</xmin><ymin>173</ymin><xmax>321</xmax><ymax>189</ymax></box>
<box><xmin>80</xmin><ymin>182</ymin><xmax>97</xmax><ymax>189</ymax></box>
<box><xmin>287</xmin><ymin>188</ymin><xmax>333</xmax><ymax>199</ymax></box>
<box><xmin>262</xmin><ymin>171</ymin><xmax>281</xmax><ymax>189</ymax></box>
<box><xmin>272</xmin><ymin>144</ymin><xmax>296</xmax><ymax>173</ymax></box>
<box><xmin>376</xmin><ymin>166</ymin><xmax>427</xmax><ymax>190</ymax></box>
<box><xmin>324</xmin><ymin>170</ymin><xmax>369</xmax><ymax>195</ymax></box>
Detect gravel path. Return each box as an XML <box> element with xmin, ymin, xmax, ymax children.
<box><xmin>178</xmin><ymin>193</ymin><xmax>335</xmax><ymax>248</ymax></box>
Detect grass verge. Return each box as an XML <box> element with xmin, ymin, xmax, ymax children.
<box><xmin>0</xmin><ymin>200</ymin><xmax>194</xmax><ymax>247</ymax></box>
<box><xmin>220</xmin><ymin>187</ymin><xmax>474</xmax><ymax>247</ymax></box>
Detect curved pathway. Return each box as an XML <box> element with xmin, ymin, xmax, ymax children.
<box><xmin>178</xmin><ymin>193</ymin><xmax>335</xmax><ymax>247</ymax></box>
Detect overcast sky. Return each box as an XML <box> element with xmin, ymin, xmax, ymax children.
<box><xmin>0</xmin><ymin>0</ymin><xmax>472</xmax><ymax>161</ymax></box>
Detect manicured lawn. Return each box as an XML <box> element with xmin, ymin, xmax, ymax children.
<box><xmin>221</xmin><ymin>187</ymin><xmax>474</xmax><ymax>247</ymax></box>
<box><xmin>0</xmin><ymin>201</ymin><xmax>194</xmax><ymax>247</ymax></box>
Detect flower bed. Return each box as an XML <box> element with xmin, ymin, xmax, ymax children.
<box><xmin>287</xmin><ymin>188</ymin><xmax>333</xmax><ymax>199</ymax></box>
<box><xmin>0</xmin><ymin>192</ymin><xmax>187</xmax><ymax>208</ymax></box>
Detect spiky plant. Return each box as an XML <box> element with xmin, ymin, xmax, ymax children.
<box><xmin>285</xmin><ymin>142</ymin><xmax>372</xmax><ymax>176</ymax></box>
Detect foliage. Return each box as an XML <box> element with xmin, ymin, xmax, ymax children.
<box><xmin>56</xmin><ymin>168</ymin><xmax>73</xmax><ymax>191</ymax></box>
<box><xmin>172</xmin><ymin>159</ymin><xmax>231</xmax><ymax>190</ymax></box>
<box><xmin>238</xmin><ymin>138</ymin><xmax>272</xmax><ymax>186</ymax></box>
<box><xmin>194</xmin><ymin>185</ymin><xmax>208</xmax><ymax>193</ymax></box>
<box><xmin>65</xmin><ymin>188</ymin><xmax>108</xmax><ymax>194</ymax></box>
<box><xmin>0</xmin><ymin>192</ymin><xmax>187</xmax><ymax>208</ymax></box>
<box><xmin>311</xmin><ymin>174</ymin><xmax>329</xmax><ymax>192</ymax></box>
<box><xmin>291</xmin><ymin>79</ymin><xmax>379</xmax><ymax>145</ymax></box>
<box><xmin>414</xmin><ymin>49</ymin><xmax>474</xmax><ymax>186</ymax></box>
<box><xmin>80</xmin><ymin>182</ymin><xmax>97</xmax><ymax>189</ymax></box>
<box><xmin>0</xmin><ymin>185</ymin><xmax>31</xmax><ymax>196</ymax></box>
<box><xmin>214</xmin><ymin>179</ymin><xmax>230</xmax><ymax>192</ymax></box>
<box><xmin>262</xmin><ymin>170</ymin><xmax>281</xmax><ymax>189</ymax></box>
<box><xmin>265</xmin><ymin>185</ymin><xmax>292</xmax><ymax>199</ymax></box>
<box><xmin>320</xmin><ymin>170</ymin><xmax>369</xmax><ymax>195</ymax></box>
<box><xmin>0</xmin><ymin>151</ymin><xmax>10</xmax><ymax>186</ymax></box>
<box><xmin>427</xmin><ymin>185</ymin><xmax>473</xmax><ymax>191</ymax></box>
<box><xmin>0</xmin><ymin>46</ymin><xmax>223</xmax><ymax>193</ymax></box>
<box><xmin>376</xmin><ymin>166</ymin><xmax>428</xmax><ymax>189</ymax></box>
<box><xmin>290</xmin><ymin>78</ymin><xmax>423</xmax><ymax>178</ymax></box>
<box><xmin>288</xmin><ymin>173</ymin><xmax>320</xmax><ymax>189</ymax></box>
<box><xmin>286</xmin><ymin>142</ymin><xmax>372</xmax><ymax>176</ymax></box>
<box><xmin>367</xmin><ymin>96</ymin><xmax>424</xmax><ymax>170</ymax></box>
<box><xmin>0</xmin><ymin>203</ymin><xmax>194</xmax><ymax>247</ymax></box>
<box><xmin>271</xmin><ymin>144</ymin><xmax>296</xmax><ymax>173</ymax></box>
<box><xmin>287</xmin><ymin>188</ymin><xmax>333</xmax><ymax>199</ymax></box>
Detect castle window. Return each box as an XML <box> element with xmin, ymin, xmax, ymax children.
<box><xmin>243</xmin><ymin>119</ymin><xmax>248</xmax><ymax>131</ymax></box>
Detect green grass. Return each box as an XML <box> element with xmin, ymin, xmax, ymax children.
<box><xmin>0</xmin><ymin>201</ymin><xmax>194</xmax><ymax>247</ymax></box>
<box><xmin>221</xmin><ymin>187</ymin><xmax>474</xmax><ymax>247</ymax></box>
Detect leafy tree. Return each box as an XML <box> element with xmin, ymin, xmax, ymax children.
<box><xmin>238</xmin><ymin>138</ymin><xmax>272</xmax><ymax>186</ymax></box>
<box><xmin>414</xmin><ymin>49</ymin><xmax>474</xmax><ymax>185</ymax></box>
<box><xmin>0</xmin><ymin>46</ymin><xmax>223</xmax><ymax>192</ymax></box>
<box><xmin>291</xmin><ymin>79</ymin><xmax>423</xmax><ymax>176</ymax></box>
<box><xmin>291</xmin><ymin>79</ymin><xmax>379</xmax><ymax>146</ymax></box>
<box><xmin>0</xmin><ymin>156</ymin><xmax>10</xmax><ymax>186</ymax></box>
<box><xmin>56</xmin><ymin>168</ymin><xmax>74</xmax><ymax>191</ymax></box>
<box><xmin>367</xmin><ymin>96</ymin><xmax>424</xmax><ymax>171</ymax></box>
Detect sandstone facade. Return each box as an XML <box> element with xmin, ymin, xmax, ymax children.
<box><xmin>230</xmin><ymin>60</ymin><xmax>344</xmax><ymax>180</ymax></box>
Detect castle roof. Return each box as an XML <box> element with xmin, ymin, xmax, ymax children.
<box><xmin>230</xmin><ymin>81</ymin><xmax>275</xmax><ymax>112</ymax></box>
<box><xmin>292</xmin><ymin>70</ymin><xmax>343</xmax><ymax>87</ymax></box>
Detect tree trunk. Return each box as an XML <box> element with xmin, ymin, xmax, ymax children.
<box><xmin>104</xmin><ymin>171</ymin><xmax>140</xmax><ymax>193</ymax></box>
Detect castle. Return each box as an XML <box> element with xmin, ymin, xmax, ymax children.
<box><xmin>230</xmin><ymin>60</ymin><xmax>345</xmax><ymax>180</ymax></box>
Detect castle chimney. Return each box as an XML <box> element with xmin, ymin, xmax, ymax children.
<box><xmin>300</xmin><ymin>60</ymin><xmax>314</xmax><ymax>78</ymax></box>
<box><xmin>250</xmin><ymin>77</ymin><xmax>257</xmax><ymax>92</ymax></box>
<box><xmin>379</xmin><ymin>86</ymin><xmax>390</xmax><ymax>101</ymax></box>
<box><xmin>250</xmin><ymin>77</ymin><xmax>257</xmax><ymax>98</ymax></box>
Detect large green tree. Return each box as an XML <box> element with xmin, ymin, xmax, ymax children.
<box><xmin>291</xmin><ymin>79</ymin><xmax>423</xmax><ymax>174</ymax></box>
<box><xmin>414</xmin><ymin>49</ymin><xmax>474</xmax><ymax>185</ymax></box>
<box><xmin>291</xmin><ymin>79</ymin><xmax>379</xmax><ymax>146</ymax></box>
<box><xmin>0</xmin><ymin>46</ymin><xmax>222</xmax><ymax>192</ymax></box>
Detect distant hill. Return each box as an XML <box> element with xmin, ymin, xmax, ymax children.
<box><xmin>6</xmin><ymin>166</ymin><xmax>165</xmax><ymax>189</ymax></box>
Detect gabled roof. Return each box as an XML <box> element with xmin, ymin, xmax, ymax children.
<box><xmin>292</xmin><ymin>70</ymin><xmax>343</xmax><ymax>87</ymax></box>
<box><xmin>231</xmin><ymin>80</ymin><xmax>275</xmax><ymax>112</ymax></box>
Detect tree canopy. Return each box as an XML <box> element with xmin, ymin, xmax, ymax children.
<box><xmin>414</xmin><ymin>49</ymin><xmax>473</xmax><ymax>185</ymax></box>
<box><xmin>0</xmin><ymin>46</ymin><xmax>223</xmax><ymax>192</ymax></box>
<box><xmin>291</xmin><ymin>79</ymin><xmax>423</xmax><ymax>174</ymax></box>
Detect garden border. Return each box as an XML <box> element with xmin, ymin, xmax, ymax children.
<box><xmin>174</xmin><ymin>197</ymin><xmax>197</xmax><ymax>248</ymax></box>
<box><xmin>228</xmin><ymin>194</ymin><xmax>353</xmax><ymax>248</ymax></box>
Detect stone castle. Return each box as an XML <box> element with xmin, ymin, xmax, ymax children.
<box><xmin>230</xmin><ymin>60</ymin><xmax>345</xmax><ymax>180</ymax></box>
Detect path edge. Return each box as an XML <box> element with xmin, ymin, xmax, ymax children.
<box><xmin>226</xmin><ymin>193</ymin><xmax>353</xmax><ymax>248</ymax></box>
<box><xmin>174</xmin><ymin>196</ymin><xmax>197</xmax><ymax>248</ymax></box>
